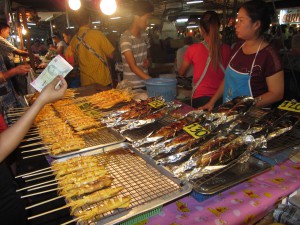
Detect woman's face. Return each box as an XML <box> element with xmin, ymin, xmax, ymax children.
<box><xmin>235</xmin><ymin>7</ymin><xmax>260</xmax><ymax>40</ymax></box>
<box><xmin>63</xmin><ymin>33</ymin><xmax>71</xmax><ymax>44</ymax></box>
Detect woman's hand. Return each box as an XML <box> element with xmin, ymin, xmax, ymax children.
<box><xmin>36</xmin><ymin>76</ymin><xmax>67</xmax><ymax>105</ymax></box>
<box><xmin>198</xmin><ymin>100</ymin><xmax>215</xmax><ymax>111</ymax></box>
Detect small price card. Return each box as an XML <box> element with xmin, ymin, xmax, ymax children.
<box><xmin>148</xmin><ymin>99</ymin><xmax>165</xmax><ymax>109</ymax></box>
<box><xmin>278</xmin><ymin>100</ymin><xmax>300</xmax><ymax>113</ymax></box>
<box><xmin>183</xmin><ymin>123</ymin><xmax>210</xmax><ymax>139</ymax></box>
<box><xmin>31</xmin><ymin>55</ymin><xmax>73</xmax><ymax>92</ymax></box>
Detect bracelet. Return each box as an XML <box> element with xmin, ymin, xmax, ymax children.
<box><xmin>0</xmin><ymin>72</ymin><xmax>6</xmax><ymax>84</ymax></box>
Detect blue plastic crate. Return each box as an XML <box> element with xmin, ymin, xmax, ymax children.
<box><xmin>145</xmin><ymin>78</ymin><xmax>177</xmax><ymax>102</ymax></box>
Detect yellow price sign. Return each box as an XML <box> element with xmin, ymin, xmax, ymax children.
<box><xmin>183</xmin><ymin>123</ymin><xmax>210</xmax><ymax>139</ymax></box>
<box><xmin>278</xmin><ymin>100</ymin><xmax>300</xmax><ymax>113</ymax></box>
<box><xmin>148</xmin><ymin>99</ymin><xmax>165</xmax><ymax>109</ymax></box>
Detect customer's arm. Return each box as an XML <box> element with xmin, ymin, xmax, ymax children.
<box><xmin>123</xmin><ymin>51</ymin><xmax>151</xmax><ymax>80</ymax></box>
<box><xmin>0</xmin><ymin>76</ymin><xmax>67</xmax><ymax>162</ymax></box>
<box><xmin>199</xmin><ymin>80</ymin><xmax>225</xmax><ymax>111</ymax></box>
<box><xmin>256</xmin><ymin>71</ymin><xmax>284</xmax><ymax>107</ymax></box>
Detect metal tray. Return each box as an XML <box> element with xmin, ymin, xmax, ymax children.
<box><xmin>49</xmin><ymin>127</ymin><xmax>126</xmax><ymax>158</ymax></box>
<box><xmin>54</xmin><ymin>142</ymin><xmax>192</xmax><ymax>225</ymax></box>
<box><xmin>191</xmin><ymin>156</ymin><xmax>271</xmax><ymax>195</ymax></box>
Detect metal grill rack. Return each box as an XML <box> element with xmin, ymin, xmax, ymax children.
<box><xmin>121</xmin><ymin>115</ymin><xmax>176</xmax><ymax>142</ymax></box>
<box><xmin>57</xmin><ymin>143</ymin><xmax>192</xmax><ymax>225</ymax></box>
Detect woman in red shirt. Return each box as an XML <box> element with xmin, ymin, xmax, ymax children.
<box><xmin>179</xmin><ymin>11</ymin><xmax>231</xmax><ymax>108</ymax></box>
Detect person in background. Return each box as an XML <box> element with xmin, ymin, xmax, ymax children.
<box><xmin>201</xmin><ymin>0</ymin><xmax>284</xmax><ymax>111</ymax></box>
<box><xmin>70</xmin><ymin>8</ymin><xmax>114</xmax><ymax>87</ymax></box>
<box><xmin>31</xmin><ymin>39</ymin><xmax>47</xmax><ymax>56</ymax></box>
<box><xmin>62</xmin><ymin>29</ymin><xmax>80</xmax><ymax>88</ymax></box>
<box><xmin>0</xmin><ymin>23</ymin><xmax>29</xmax><ymax>58</ymax></box>
<box><xmin>175</xmin><ymin>36</ymin><xmax>194</xmax><ymax>78</ymax></box>
<box><xmin>0</xmin><ymin>76</ymin><xmax>67</xmax><ymax>225</ymax></box>
<box><xmin>120</xmin><ymin>0</ymin><xmax>154</xmax><ymax>89</ymax></box>
<box><xmin>49</xmin><ymin>32</ymin><xmax>67</xmax><ymax>57</ymax></box>
<box><xmin>178</xmin><ymin>11</ymin><xmax>231</xmax><ymax>108</ymax></box>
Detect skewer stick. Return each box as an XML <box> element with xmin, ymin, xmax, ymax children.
<box><xmin>21</xmin><ymin>187</ymin><xmax>58</xmax><ymax>198</ymax></box>
<box><xmin>21</xmin><ymin>147</ymin><xmax>48</xmax><ymax>154</ymax></box>
<box><xmin>15</xmin><ymin>167</ymin><xmax>52</xmax><ymax>178</ymax></box>
<box><xmin>28</xmin><ymin>182</ymin><xmax>58</xmax><ymax>191</ymax></box>
<box><xmin>25</xmin><ymin>173</ymin><xmax>54</xmax><ymax>182</ymax></box>
<box><xmin>26</xmin><ymin>196</ymin><xmax>63</xmax><ymax>210</ymax></box>
<box><xmin>17</xmin><ymin>179</ymin><xmax>55</xmax><ymax>192</ymax></box>
<box><xmin>28</xmin><ymin>205</ymin><xmax>69</xmax><ymax>220</ymax></box>
<box><xmin>61</xmin><ymin>217</ymin><xmax>80</xmax><ymax>225</ymax></box>
<box><xmin>21</xmin><ymin>136</ymin><xmax>41</xmax><ymax>142</ymax></box>
<box><xmin>23</xmin><ymin>152</ymin><xmax>48</xmax><ymax>159</ymax></box>
<box><xmin>19</xmin><ymin>142</ymin><xmax>44</xmax><ymax>148</ymax></box>
<box><xmin>21</xmin><ymin>169</ymin><xmax>53</xmax><ymax>178</ymax></box>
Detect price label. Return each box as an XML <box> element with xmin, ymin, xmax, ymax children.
<box><xmin>278</xmin><ymin>100</ymin><xmax>300</xmax><ymax>113</ymax></box>
<box><xmin>183</xmin><ymin>123</ymin><xmax>210</xmax><ymax>139</ymax></box>
<box><xmin>148</xmin><ymin>99</ymin><xmax>165</xmax><ymax>109</ymax></box>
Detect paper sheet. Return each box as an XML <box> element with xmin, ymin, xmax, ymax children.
<box><xmin>30</xmin><ymin>55</ymin><xmax>73</xmax><ymax>92</ymax></box>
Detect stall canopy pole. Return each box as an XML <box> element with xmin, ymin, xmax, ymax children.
<box><xmin>19</xmin><ymin>7</ymin><xmax>35</xmax><ymax>69</ymax></box>
<box><xmin>65</xmin><ymin>1</ymin><xmax>70</xmax><ymax>28</ymax></box>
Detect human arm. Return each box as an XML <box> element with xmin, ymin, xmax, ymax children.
<box><xmin>13</xmin><ymin>48</ymin><xmax>29</xmax><ymax>57</ymax></box>
<box><xmin>0</xmin><ymin>65</ymin><xmax>31</xmax><ymax>83</ymax></box>
<box><xmin>199</xmin><ymin>80</ymin><xmax>225</xmax><ymax>111</ymax></box>
<box><xmin>49</xmin><ymin>45</ymin><xmax>64</xmax><ymax>55</ymax></box>
<box><xmin>255</xmin><ymin>71</ymin><xmax>284</xmax><ymax>107</ymax></box>
<box><xmin>122</xmin><ymin>50</ymin><xmax>151</xmax><ymax>80</ymax></box>
<box><xmin>0</xmin><ymin>76</ymin><xmax>67</xmax><ymax>162</ymax></box>
<box><xmin>178</xmin><ymin>59</ymin><xmax>191</xmax><ymax>77</ymax></box>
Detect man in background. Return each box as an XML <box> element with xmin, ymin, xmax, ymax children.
<box><xmin>175</xmin><ymin>36</ymin><xmax>194</xmax><ymax>78</ymax></box>
<box><xmin>120</xmin><ymin>0</ymin><xmax>154</xmax><ymax>89</ymax></box>
<box><xmin>70</xmin><ymin>8</ymin><xmax>114</xmax><ymax>87</ymax></box>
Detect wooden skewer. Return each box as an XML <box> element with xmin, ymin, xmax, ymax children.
<box><xmin>21</xmin><ymin>147</ymin><xmax>48</xmax><ymax>154</ymax></box>
<box><xmin>25</xmin><ymin>173</ymin><xmax>54</xmax><ymax>182</ymax></box>
<box><xmin>28</xmin><ymin>205</ymin><xmax>69</xmax><ymax>220</ymax></box>
<box><xmin>23</xmin><ymin>152</ymin><xmax>48</xmax><ymax>159</ymax></box>
<box><xmin>21</xmin><ymin>187</ymin><xmax>58</xmax><ymax>198</ymax></box>
<box><xmin>15</xmin><ymin>167</ymin><xmax>52</xmax><ymax>178</ymax></box>
<box><xmin>28</xmin><ymin>182</ymin><xmax>58</xmax><ymax>192</ymax></box>
<box><xmin>21</xmin><ymin>136</ymin><xmax>41</xmax><ymax>142</ymax></box>
<box><xmin>19</xmin><ymin>142</ymin><xmax>44</xmax><ymax>148</ymax></box>
<box><xmin>21</xmin><ymin>169</ymin><xmax>53</xmax><ymax>178</ymax></box>
<box><xmin>60</xmin><ymin>217</ymin><xmax>80</xmax><ymax>225</ymax></box>
<box><xmin>17</xmin><ymin>179</ymin><xmax>55</xmax><ymax>192</ymax></box>
<box><xmin>26</xmin><ymin>196</ymin><xmax>63</xmax><ymax>210</ymax></box>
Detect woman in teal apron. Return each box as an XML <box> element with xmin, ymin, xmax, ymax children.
<box><xmin>200</xmin><ymin>0</ymin><xmax>284</xmax><ymax>110</ymax></box>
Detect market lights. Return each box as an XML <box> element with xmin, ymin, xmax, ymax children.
<box><xmin>100</xmin><ymin>0</ymin><xmax>117</xmax><ymax>15</ymax></box>
<box><xmin>68</xmin><ymin>0</ymin><xmax>81</xmax><ymax>10</ymax></box>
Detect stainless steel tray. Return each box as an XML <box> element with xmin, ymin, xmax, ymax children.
<box><xmin>191</xmin><ymin>156</ymin><xmax>271</xmax><ymax>195</ymax></box>
<box><xmin>49</xmin><ymin>127</ymin><xmax>126</xmax><ymax>158</ymax></box>
<box><xmin>55</xmin><ymin>142</ymin><xmax>192</xmax><ymax>225</ymax></box>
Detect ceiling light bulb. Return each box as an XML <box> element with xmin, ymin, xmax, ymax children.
<box><xmin>68</xmin><ymin>0</ymin><xmax>81</xmax><ymax>11</ymax></box>
<box><xmin>100</xmin><ymin>0</ymin><xmax>117</xmax><ymax>15</ymax></box>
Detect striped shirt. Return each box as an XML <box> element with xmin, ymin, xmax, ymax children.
<box><xmin>120</xmin><ymin>30</ymin><xmax>150</xmax><ymax>88</ymax></box>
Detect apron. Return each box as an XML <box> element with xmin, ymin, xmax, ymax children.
<box><xmin>223</xmin><ymin>41</ymin><xmax>262</xmax><ymax>103</ymax></box>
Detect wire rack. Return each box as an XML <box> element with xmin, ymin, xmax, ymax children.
<box><xmin>64</xmin><ymin>145</ymin><xmax>191</xmax><ymax>225</ymax></box>
<box><xmin>121</xmin><ymin>115</ymin><xmax>176</xmax><ymax>141</ymax></box>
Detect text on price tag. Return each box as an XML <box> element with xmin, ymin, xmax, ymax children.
<box><xmin>148</xmin><ymin>99</ymin><xmax>165</xmax><ymax>109</ymax></box>
<box><xmin>183</xmin><ymin>123</ymin><xmax>210</xmax><ymax>139</ymax></box>
<box><xmin>278</xmin><ymin>100</ymin><xmax>300</xmax><ymax>113</ymax></box>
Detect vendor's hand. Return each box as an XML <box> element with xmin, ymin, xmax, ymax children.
<box><xmin>36</xmin><ymin>76</ymin><xmax>67</xmax><ymax>105</ymax></box>
<box><xmin>14</xmin><ymin>65</ymin><xmax>31</xmax><ymax>75</ymax></box>
<box><xmin>198</xmin><ymin>101</ymin><xmax>215</xmax><ymax>111</ymax></box>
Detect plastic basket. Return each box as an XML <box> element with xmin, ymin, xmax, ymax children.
<box><xmin>145</xmin><ymin>78</ymin><xmax>177</xmax><ymax>102</ymax></box>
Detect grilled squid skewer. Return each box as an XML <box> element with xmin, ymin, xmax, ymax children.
<box><xmin>68</xmin><ymin>186</ymin><xmax>124</xmax><ymax>213</ymax></box>
<box><xmin>75</xmin><ymin>196</ymin><xmax>131</xmax><ymax>222</ymax></box>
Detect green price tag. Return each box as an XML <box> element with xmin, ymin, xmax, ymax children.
<box><xmin>278</xmin><ymin>100</ymin><xmax>300</xmax><ymax>113</ymax></box>
<box><xmin>148</xmin><ymin>100</ymin><xmax>165</xmax><ymax>109</ymax></box>
<box><xmin>183</xmin><ymin>123</ymin><xmax>210</xmax><ymax>139</ymax></box>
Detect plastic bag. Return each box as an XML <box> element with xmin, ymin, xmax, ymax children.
<box><xmin>27</xmin><ymin>68</ymin><xmax>37</xmax><ymax>94</ymax></box>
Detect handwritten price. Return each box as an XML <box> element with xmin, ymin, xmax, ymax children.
<box><xmin>278</xmin><ymin>100</ymin><xmax>300</xmax><ymax>113</ymax></box>
<box><xmin>183</xmin><ymin>123</ymin><xmax>210</xmax><ymax>139</ymax></box>
<box><xmin>148</xmin><ymin>100</ymin><xmax>165</xmax><ymax>109</ymax></box>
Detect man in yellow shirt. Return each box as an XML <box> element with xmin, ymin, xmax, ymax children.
<box><xmin>70</xmin><ymin>8</ymin><xmax>115</xmax><ymax>86</ymax></box>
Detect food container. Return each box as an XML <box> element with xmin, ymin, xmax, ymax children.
<box><xmin>145</xmin><ymin>78</ymin><xmax>177</xmax><ymax>102</ymax></box>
